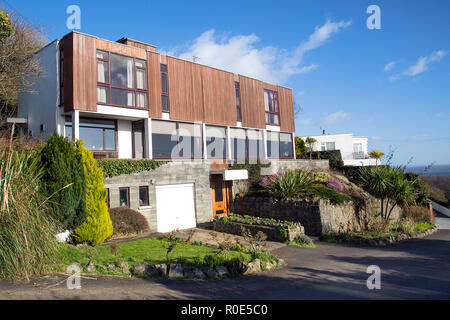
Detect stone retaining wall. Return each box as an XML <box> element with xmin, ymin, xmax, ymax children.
<box><xmin>212</xmin><ymin>220</ymin><xmax>304</xmax><ymax>242</ymax></box>
<box><xmin>233</xmin><ymin>194</ymin><xmax>401</xmax><ymax>236</ymax></box>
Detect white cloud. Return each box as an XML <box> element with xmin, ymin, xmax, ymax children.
<box><xmin>405</xmin><ymin>50</ymin><xmax>447</xmax><ymax>77</ymax></box>
<box><xmin>172</xmin><ymin>19</ymin><xmax>351</xmax><ymax>84</ymax></box>
<box><xmin>388</xmin><ymin>74</ymin><xmax>401</xmax><ymax>81</ymax></box>
<box><xmin>384</xmin><ymin>61</ymin><xmax>396</xmax><ymax>72</ymax></box>
<box><xmin>319</xmin><ymin>111</ymin><xmax>350</xmax><ymax>126</ymax></box>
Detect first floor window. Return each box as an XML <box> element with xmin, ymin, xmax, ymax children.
<box><xmin>152</xmin><ymin>120</ymin><xmax>177</xmax><ymax>158</ymax></box>
<box><xmin>264</xmin><ymin>89</ymin><xmax>280</xmax><ymax>125</ymax></box>
<box><xmin>119</xmin><ymin>187</ymin><xmax>130</xmax><ymax>208</ymax></box>
<box><xmin>206</xmin><ymin>125</ymin><xmax>227</xmax><ymax>159</ymax></box>
<box><xmin>280</xmin><ymin>133</ymin><xmax>293</xmax><ymax>158</ymax></box>
<box><xmin>65</xmin><ymin>117</ymin><xmax>116</xmax><ymax>151</ymax></box>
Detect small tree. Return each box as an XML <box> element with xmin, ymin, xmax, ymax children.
<box><xmin>369</xmin><ymin>149</ymin><xmax>385</xmax><ymax>166</ymax></box>
<box><xmin>305</xmin><ymin>137</ymin><xmax>317</xmax><ymax>160</ymax></box>
<box><xmin>0</xmin><ymin>8</ymin><xmax>45</xmax><ymax>118</ymax></box>
<box><xmin>40</xmin><ymin>134</ymin><xmax>86</xmax><ymax>231</ymax></box>
<box><xmin>295</xmin><ymin>136</ymin><xmax>307</xmax><ymax>158</ymax></box>
<box><xmin>359</xmin><ymin>166</ymin><xmax>415</xmax><ymax>221</ymax></box>
<box><xmin>72</xmin><ymin>141</ymin><xmax>113</xmax><ymax>246</ymax></box>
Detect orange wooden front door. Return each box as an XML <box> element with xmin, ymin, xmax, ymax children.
<box><xmin>211</xmin><ymin>175</ymin><xmax>229</xmax><ymax>217</ymax></box>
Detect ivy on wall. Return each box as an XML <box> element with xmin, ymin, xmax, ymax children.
<box><xmin>97</xmin><ymin>159</ymin><xmax>168</xmax><ymax>178</ymax></box>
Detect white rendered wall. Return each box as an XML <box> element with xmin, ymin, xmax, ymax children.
<box><xmin>18</xmin><ymin>41</ymin><xmax>60</xmax><ymax>139</ymax></box>
<box><xmin>117</xmin><ymin>120</ymin><xmax>132</xmax><ymax>159</ymax></box>
<box><xmin>299</xmin><ymin>133</ymin><xmax>354</xmax><ymax>160</ymax></box>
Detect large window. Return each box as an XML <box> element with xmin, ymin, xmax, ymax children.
<box><xmin>264</xmin><ymin>89</ymin><xmax>279</xmax><ymax>125</ymax></box>
<box><xmin>230</xmin><ymin>128</ymin><xmax>247</xmax><ymax>160</ymax></box>
<box><xmin>280</xmin><ymin>133</ymin><xmax>294</xmax><ymax>158</ymax></box>
<box><xmin>161</xmin><ymin>64</ymin><xmax>170</xmax><ymax>112</ymax></box>
<box><xmin>247</xmin><ymin>129</ymin><xmax>264</xmax><ymax>159</ymax></box>
<box><xmin>97</xmin><ymin>50</ymin><xmax>148</xmax><ymax>109</ymax></box>
<box><xmin>206</xmin><ymin>125</ymin><xmax>227</xmax><ymax>159</ymax></box>
<box><xmin>151</xmin><ymin>120</ymin><xmax>203</xmax><ymax>159</ymax></box>
<box><xmin>152</xmin><ymin>120</ymin><xmax>177</xmax><ymax>158</ymax></box>
<box><xmin>65</xmin><ymin>117</ymin><xmax>116</xmax><ymax>151</ymax></box>
<box><xmin>267</xmin><ymin>131</ymin><xmax>293</xmax><ymax>159</ymax></box>
<box><xmin>235</xmin><ymin>82</ymin><xmax>241</xmax><ymax>122</ymax></box>
<box><xmin>230</xmin><ymin>128</ymin><xmax>264</xmax><ymax>160</ymax></box>
<box><xmin>178</xmin><ymin>122</ymin><xmax>203</xmax><ymax>159</ymax></box>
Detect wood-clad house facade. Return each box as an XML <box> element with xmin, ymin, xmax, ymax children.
<box><xmin>16</xmin><ymin>31</ymin><xmax>298</xmax><ymax>229</ymax></box>
<box><xmin>21</xmin><ymin>31</ymin><xmax>296</xmax><ymax>161</ymax></box>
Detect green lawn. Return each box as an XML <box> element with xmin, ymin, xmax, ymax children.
<box><xmin>52</xmin><ymin>237</ymin><xmax>256</xmax><ymax>277</ymax></box>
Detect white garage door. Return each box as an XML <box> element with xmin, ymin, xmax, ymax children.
<box><xmin>155</xmin><ymin>183</ymin><xmax>196</xmax><ymax>233</ymax></box>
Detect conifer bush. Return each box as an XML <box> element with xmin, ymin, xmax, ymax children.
<box><xmin>40</xmin><ymin>134</ymin><xmax>86</xmax><ymax>230</ymax></box>
<box><xmin>72</xmin><ymin>142</ymin><xmax>113</xmax><ymax>246</ymax></box>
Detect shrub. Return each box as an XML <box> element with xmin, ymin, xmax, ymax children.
<box><xmin>327</xmin><ymin>177</ymin><xmax>344</xmax><ymax>192</ymax></box>
<box><xmin>0</xmin><ymin>145</ymin><xmax>59</xmax><ymax>281</ymax></box>
<box><xmin>295</xmin><ymin>136</ymin><xmax>307</xmax><ymax>158</ymax></box>
<box><xmin>306</xmin><ymin>184</ymin><xmax>352</xmax><ymax>205</ymax></box>
<box><xmin>402</xmin><ymin>205</ymin><xmax>434</xmax><ymax>224</ymax></box>
<box><xmin>232</xmin><ymin>161</ymin><xmax>271</xmax><ymax>191</ymax></box>
<box><xmin>39</xmin><ymin>134</ymin><xmax>86</xmax><ymax>231</ymax></box>
<box><xmin>97</xmin><ymin>159</ymin><xmax>167</xmax><ymax>178</ymax></box>
<box><xmin>261</xmin><ymin>169</ymin><xmax>314</xmax><ymax>198</ymax></box>
<box><xmin>72</xmin><ymin>142</ymin><xmax>113</xmax><ymax>246</ymax></box>
<box><xmin>108</xmin><ymin>207</ymin><xmax>150</xmax><ymax>236</ymax></box>
<box><xmin>314</xmin><ymin>172</ymin><xmax>330</xmax><ymax>184</ymax></box>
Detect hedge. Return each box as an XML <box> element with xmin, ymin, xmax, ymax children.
<box><xmin>97</xmin><ymin>159</ymin><xmax>168</xmax><ymax>177</ymax></box>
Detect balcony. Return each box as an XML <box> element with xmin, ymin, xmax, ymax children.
<box><xmin>352</xmin><ymin>152</ymin><xmax>369</xmax><ymax>160</ymax></box>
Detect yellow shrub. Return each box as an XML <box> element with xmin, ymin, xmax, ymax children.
<box><xmin>72</xmin><ymin>142</ymin><xmax>113</xmax><ymax>245</ymax></box>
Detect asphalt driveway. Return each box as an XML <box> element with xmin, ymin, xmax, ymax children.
<box><xmin>0</xmin><ymin>230</ymin><xmax>449</xmax><ymax>300</ymax></box>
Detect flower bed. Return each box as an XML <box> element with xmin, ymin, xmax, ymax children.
<box><xmin>213</xmin><ymin>214</ymin><xmax>304</xmax><ymax>242</ymax></box>
<box><xmin>320</xmin><ymin>223</ymin><xmax>437</xmax><ymax>246</ymax></box>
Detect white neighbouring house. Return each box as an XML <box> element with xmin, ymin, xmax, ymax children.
<box><xmin>299</xmin><ymin>132</ymin><xmax>377</xmax><ymax>166</ymax></box>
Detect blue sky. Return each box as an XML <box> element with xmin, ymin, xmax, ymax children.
<box><xmin>4</xmin><ymin>0</ymin><xmax>450</xmax><ymax>165</ymax></box>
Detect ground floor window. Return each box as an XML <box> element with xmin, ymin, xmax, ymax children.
<box><xmin>65</xmin><ymin>117</ymin><xmax>116</xmax><ymax>151</ymax></box>
<box><xmin>119</xmin><ymin>187</ymin><xmax>130</xmax><ymax>207</ymax></box>
<box><xmin>139</xmin><ymin>186</ymin><xmax>149</xmax><ymax>206</ymax></box>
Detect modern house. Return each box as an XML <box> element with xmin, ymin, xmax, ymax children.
<box><xmin>12</xmin><ymin>31</ymin><xmax>302</xmax><ymax>232</ymax></box>
<box><xmin>299</xmin><ymin>132</ymin><xmax>377</xmax><ymax>166</ymax></box>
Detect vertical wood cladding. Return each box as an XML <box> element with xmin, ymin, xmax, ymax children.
<box><xmin>239</xmin><ymin>75</ymin><xmax>265</xmax><ymax>129</ymax></box>
<box><xmin>277</xmin><ymin>86</ymin><xmax>295</xmax><ymax>132</ymax></box>
<box><xmin>167</xmin><ymin>57</ymin><xmax>204</xmax><ymax>122</ymax></box>
<box><xmin>147</xmin><ymin>51</ymin><xmax>162</xmax><ymax>118</ymax></box>
<box><xmin>66</xmin><ymin>33</ymin><xmax>97</xmax><ymax>112</ymax></box>
<box><xmin>201</xmin><ymin>66</ymin><xmax>236</xmax><ymax>126</ymax></box>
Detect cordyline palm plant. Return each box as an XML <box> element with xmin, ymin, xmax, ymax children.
<box><xmin>262</xmin><ymin>169</ymin><xmax>314</xmax><ymax>198</ymax></box>
<box><xmin>359</xmin><ymin>166</ymin><xmax>416</xmax><ymax>221</ymax></box>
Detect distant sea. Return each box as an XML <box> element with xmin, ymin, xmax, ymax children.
<box><xmin>405</xmin><ymin>165</ymin><xmax>450</xmax><ymax>177</ymax></box>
